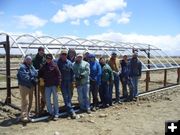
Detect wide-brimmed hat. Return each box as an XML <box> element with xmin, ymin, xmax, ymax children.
<box><xmin>76</xmin><ymin>53</ymin><xmax>83</xmax><ymax>58</ymax></box>
<box><xmin>60</xmin><ymin>49</ymin><xmax>68</xmax><ymax>54</ymax></box>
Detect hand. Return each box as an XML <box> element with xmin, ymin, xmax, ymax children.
<box><xmin>109</xmin><ymin>80</ymin><xmax>113</xmax><ymax>84</ymax></box>
<box><xmin>75</xmin><ymin>75</ymin><xmax>84</xmax><ymax>80</ymax></box>
<box><xmin>31</xmin><ymin>78</ymin><xmax>38</xmax><ymax>85</ymax></box>
<box><xmin>59</xmin><ymin>80</ymin><xmax>62</xmax><ymax>86</ymax></box>
<box><xmin>80</xmin><ymin>74</ymin><xmax>85</xmax><ymax>79</ymax></box>
<box><xmin>75</xmin><ymin>76</ymin><xmax>80</xmax><ymax>80</ymax></box>
<box><xmin>39</xmin><ymin>78</ymin><xmax>45</xmax><ymax>86</ymax></box>
<box><xmin>71</xmin><ymin>82</ymin><xmax>76</xmax><ymax>89</ymax></box>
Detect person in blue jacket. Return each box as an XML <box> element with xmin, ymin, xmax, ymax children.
<box><xmin>129</xmin><ymin>53</ymin><xmax>142</xmax><ymax>100</ymax></box>
<box><xmin>88</xmin><ymin>54</ymin><xmax>102</xmax><ymax>111</ymax></box>
<box><xmin>57</xmin><ymin>50</ymin><xmax>76</xmax><ymax>119</ymax></box>
<box><xmin>17</xmin><ymin>55</ymin><xmax>38</xmax><ymax>122</ymax></box>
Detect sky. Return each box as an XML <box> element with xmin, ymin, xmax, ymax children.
<box><xmin>0</xmin><ymin>0</ymin><xmax>180</xmax><ymax>55</ymax></box>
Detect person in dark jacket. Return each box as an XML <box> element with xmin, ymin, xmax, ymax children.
<box><xmin>39</xmin><ymin>54</ymin><xmax>61</xmax><ymax>120</ymax></box>
<box><xmin>32</xmin><ymin>46</ymin><xmax>46</xmax><ymax>113</ymax></box>
<box><xmin>67</xmin><ymin>48</ymin><xmax>76</xmax><ymax>63</ymax></box>
<box><xmin>129</xmin><ymin>53</ymin><xmax>142</xmax><ymax>100</ymax></box>
<box><xmin>67</xmin><ymin>48</ymin><xmax>76</xmax><ymax>99</ymax></box>
<box><xmin>57</xmin><ymin>50</ymin><xmax>76</xmax><ymax>119</ymax></box>
<box><xmin>88</xmin><ymin>54</ymin><xmax>102</xmax><ymax>111</ymax></box>
<box><xmin>120</xmin><ymin>55</ymin><xmax>133</xmax><ymax>101</ymax></box>
<box><xmin>83</xmin><ymin>51</ymin><xmax>89</xmax><ymax>62</ymax></box>
<box><xmin>32</xmin><ymin>47</ymin><xmax>46</xmax><ymax>69</ymax></box>
<box><xmin>99</xmin><ymin>57</ymin><xmax>114</xmax><ymax>107</ymax></box>
<box><xmin>17</xmin><ymin>55</ymin><xmax>38</xmax><ymax>122</ymax></box>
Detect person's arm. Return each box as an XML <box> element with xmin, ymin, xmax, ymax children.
<box><xmin>70</xmin><ymin>62</ymin><xmax>74</xmax><ymax>82</ymax></box>
<box><xmin>108</xmin><ymin>66</ymin><xmax>114</xmax><ymax>83</ymax></box>
<box><xmin>80</xmin><ymin>62</ymin><xmax>90</xmax><ymax>77</ymax></box>
<box><xmin>72</xmin><ymin>63</ymin><xmax>78</xmax><ymax>77</ymax></box>
<box><xmin>31</xmin><ymin>65</ymin><xmax>38</xmax><ymax>77</ymax></box>
<box><xmin>38</xmin><ymin>66</ymin><xmax>44</xmax><ymax>79</ymax></box>
<box><xmin>18</xmin><ymin>67</ymin><xmax>30</xmax><ymax>80</ymax></box>
<box><xmin>138</xmin><ymin>61</ymin><xmax>142</xmax><ymax>77</ymax></box>
<box><xmin>97</xmin><ymin>62</ymin><xmax>102</xmax><ymax>85</ymax></box>
<box><xmin>55</xmin><ymin>64</ymin><xmax>62</xmax><ymax>83</ymax></box>
<box><xmin>17</xmin><ymin>65</ymin><xmax>32</xmax><ymax>86</ymax></box>
<box><xmin>107</xmin><ymin>59</ymin><xmax>112</xmax><ymax>69</ymax></box>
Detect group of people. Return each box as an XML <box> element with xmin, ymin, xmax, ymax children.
<box><xmin>17</xmin><ymin>47</ymin><xmax>142</xmax><ymax>122</ymax></box>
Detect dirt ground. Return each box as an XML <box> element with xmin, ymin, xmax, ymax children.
<box><xmin>0</xmin><ymin>86</ymin><xmax>180</xmax><ymax>135</ymax></box>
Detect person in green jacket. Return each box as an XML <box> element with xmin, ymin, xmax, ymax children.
<box><xmin>99</xmin><ymin>57</ymin><xmax>114</xmax><ymax>107</ymax></box>
<box><xmin>73</xmin><ymin>53</ymin><xmax>91</xmax><ymax>114</ymax></box>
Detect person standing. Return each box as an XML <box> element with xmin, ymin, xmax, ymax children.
<box><xmin>32</xmin><ymin>46</ymin><xmax>46</xmax><ymax>113</ymax></box>
<box><xmin>108</xmin><ymin>52</ymin><xmax>121</xmax><ymax>104</ymax></box>
<box><xmin>67</xmin><ymin>48</ymin><xmax>77</xmax><ymax>99</ymax></box>
<box><xmin>73</xmin><ymin>54</ymin><xmax>91</xmax><ymax>114</ymax></box>
<box><xmin>99</xmin><ymin>57</ymin><xmax>114</xmax><ymax>107</ymax></box>
<box><xmin>120</xmin><ymin>55</ymin><xmax>133</xmax><ymax>101</ymax></box>
<box><xmin>57</xmin><ymin>50</ymin><xmax>76</xmax><ymax>119</ymax></box>
<box><xmin>39</xmin><ymin>54</ymin><xmax>61</xmax><ymax>120</ymax></box>
<box><xmin>17</xmin><ymin>55</ymin><xmax>38</xmax><ymax>122</ymax></box>
<box><xmin>129</xmin><ymin>53</ymin><xmax>142</xmax><ymax>100</ymax></box>
<box><xmin>88</xmin><ymin>54</ymin><xmax>102</xmax><ymax>111</ymax></box>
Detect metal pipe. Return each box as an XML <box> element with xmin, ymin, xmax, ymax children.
<box><xmin>164</xmin><ymin>69</ymin><xmax>167</xmax><ymax>87</ymax></box>
<box><xmin>4</xmin><ymin>35</ymin><xmax>11</xmax><ymax>104</ymax></box>
<box><xmin>139</xmin><ymin>84</ymin><xmax>180</xmax><ymax>97</ymax></box>
<box><xmin>146</xmin><ymin>71</ymin><xmax>150</xmax><ymax>91</ymax></box>
<box><xmin>177</xmin><ymin>68</ymin><xmax>180</xmax><ymax>84</ymax></box>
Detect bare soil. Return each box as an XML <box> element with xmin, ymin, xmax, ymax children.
<box><xmin>0</xmin><ymin>86</ymin><xmax>180</xmax><ymax>135</ymax></box>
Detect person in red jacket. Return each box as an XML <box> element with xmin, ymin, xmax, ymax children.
<box><xmin>39</xmin><ymin>54</ymin><xmax>61</xmax><ymax>121</ymax></box>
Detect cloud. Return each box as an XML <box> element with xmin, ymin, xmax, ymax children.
<box><xmin>51</xmin><ymin>0</ymin><xmax>127</xmax><ymax>23</ymax></box>
<box><xmin>96</xmin><ymin>12</ymin><xmax>116</xmax><ymax>27</ymax></box>
<box><xmin>87</xmin><ymin>32</ymin><xmax>180</xmax><ymax>56</ymax></box>
<box><xmin>96</xmin><ymin>11</ymin><xmax>131</xmax><ymax>27</ymax></box>
<box><xmin>15</xmin><ymin>14</ymin><xmax>47</xmax><ymax>29</ymax></box>
<box><xmin>117</xmin><ymin>12</ymin><xmax>131</xmax><ymax>24</ymax></box>
<box><xmin>70</xmin><ymin>19</ymin><xmax>80</xmax><ymax>25</ymax></box>
<box><xmin>84</xmin><ymin>19</ymin><xmax>90</xmax><ymax>26</ymax></box>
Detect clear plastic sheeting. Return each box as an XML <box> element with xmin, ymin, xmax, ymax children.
<box><xmin>0</xmin><ymin>33</ymin><xmax>179</xmax><ymax>71</ymax></box>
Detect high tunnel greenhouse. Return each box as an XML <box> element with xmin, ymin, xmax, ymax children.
<box><xmin>0</xmin><ymin>33</ymin><xmax>179</xmax><ymax>70</ymax></box>
<box><xmin>0</xmin><ymin>33</ymin><xmax>179</xmax><ymax>114</ymax></box>
<box><xmin>0</xmin><ymin>32</ymin><xmax>179</xmax><ymax>71</ymax></box>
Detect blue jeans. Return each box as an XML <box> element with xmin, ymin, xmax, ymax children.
<box><xmin>121</xmin><ymin>77</ymin><xmax>134</xmax><ymax>99</ymax></box>
<box><xmin>45</xmin><ymin>86</ymin><xmax>59</xmax><ymax>116</ymax></box>
<box><xmin>130</xmin><ymin>76</ymin><xmax>139</xmax><ymax>98</ymax></box>
<box><xmin>99</xmin><ymin>81</ymin><xmax>110</xmax><ymax>105</ymax></box>
<box><xmin>77</xmin><ymin>83</ymin><xmax>90</xmax><ymax>111</ymax></box>
<box><xmin>110</xmin><ymin>73</ymin><xmax>120</xmax><ymax>102</ymax></box>
<box><xmin>61</xmin><ymin>81</ymin><xmax>74</xmax><ymax>114</ymax></box>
